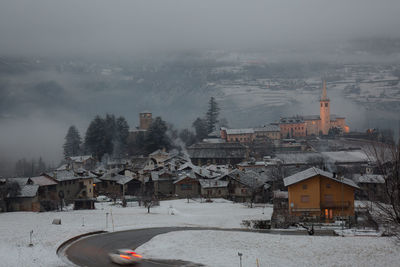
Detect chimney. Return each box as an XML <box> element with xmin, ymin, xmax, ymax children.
<box><xmin>332</xmin><ymin>172</ymin><xmax>336</xmax><ymax>178</ymax></box>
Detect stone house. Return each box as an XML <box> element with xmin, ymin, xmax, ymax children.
<box><xmin>173</xmin><ymin>173</ymin><xmax>200</xmax><ymax>198</ymax></box>
<box><xmin>151</xmin><ymin>170</ymin><xmax>176</xmax><ymax>198</ymax></box>
<box><xmin>45</xmin><ymin>169</ymin><xmax>95</xmax><ymax>204</ymax></box>
<box><xmin>66</xmin><ymin>155</ymin><xmax>97</xmax><ymax>171</ymax></box>
<box><xmin>199</xmin><ymin>179</ymin><xmax>229</xmax><ymax>199</ymax></box>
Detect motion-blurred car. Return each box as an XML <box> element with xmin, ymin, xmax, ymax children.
<box><xmin>109</xmin><ymin>249</ymin><xmax>143</xmax><ymax>265</ymax></box>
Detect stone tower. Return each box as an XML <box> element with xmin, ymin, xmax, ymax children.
<box><xmin>319</xmin><ymin>80</ymin><xmax>330</xmax><ymax>135</ymax></box>
<box><xmin>139</xmin><ymin>112</ymin><xmax>152</xmax><ymax>130</ymax></box>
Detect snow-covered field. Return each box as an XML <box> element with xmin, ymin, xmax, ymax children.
<box><xmin>0</xmin><ymin>199</ymin><xmax>398</xmax><ymax>267</ymax></box>
<box><xmin>136</xmin><ymin>230</ymin><xmax>400</xmax><ymax>267</ymax></box>
<box><xmin>0</xmin><ymin>199</ymin><xmax>270</xmax><ymax>267</ymax></box>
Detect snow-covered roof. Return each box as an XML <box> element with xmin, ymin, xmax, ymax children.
<box><xmin>199</xmin><ymin>179</ymin><xmax>228</xmax><ymax>189</ymax></box>
<box><xmin>149</xmin><ymin>149</ymin><xmax>169</xmax><ymax>157</ymax></box>
<box><xmin>321</xmin><ymin>151</ymin><xmax>370</xmax><ymax>164</ymax></box>
<box><xmin>275</xmin><ymin>152</ymin><xmax>322</xmax><ymax>165</ymax></box>
<box><xmin>49</xmin><ymin>170</ymin><xmax>96</xmax><ymax>181</ymax></box>
<box><xmin>16</xmin><ymin>184</ymin><xmax>39</xmax><ymax>198</ymax></box>
<box><xmin>174</xmin><ymin>172</ymin><xmax>196</xmax><ymax>184</ymax></box>
<box><xmin>283</xmin><ymin>167</ymin><xmax>359</xmax><ymax>188</ymax></box>
<box><xmin>226</xmin><ymin>128</ymin><xmax>254</xmax><ymax>135</ymax></box>
<box><xmin>67</xmin><ymin>155</ymin><xmax>93</xmax><ymax>163</ymax></box>
<box><xmin>56</xmin><ymin>164</ymin><xmax>68</xmax><ymax>171</ymax></box>
<box><xmin>29</xmin><ymin>176</ymin><xmax>57</xmax><ymax>186</ymax></box>
<box><xmin>353</xmin><ymin>174</ymin><xmax>385</xmax><ymax>184</ymax></box>
<box><xmin>220</xmin><ymin>169</ymin><xmax>264</xmax><ymax>189</ymax></box>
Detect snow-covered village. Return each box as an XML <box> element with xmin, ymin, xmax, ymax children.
<box><xmin>1</xmin><ymin>1</ymin><xmax>400</xmax><ymax>267</ymax></box>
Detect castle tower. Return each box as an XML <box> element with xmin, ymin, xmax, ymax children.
<box><xmin>319</xmin><ymin>80</ymin><xmax>330</xmax><ymax>135</ymax></box>
<box><xmin>139</xmin><ymin>112</ymin><xmax>152</xmax><ymax>130</ymax></box>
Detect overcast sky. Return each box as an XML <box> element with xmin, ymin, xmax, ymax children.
<box><xmin>0</xmin><ymin>0</ymin><xmax>399</xmax><ymax>57</ymax></box>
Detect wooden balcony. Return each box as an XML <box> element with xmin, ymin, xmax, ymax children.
<box><xmin>321</xmin><ymin>201</ymin><xmax>351</xmax><ymax>209</ymax></box>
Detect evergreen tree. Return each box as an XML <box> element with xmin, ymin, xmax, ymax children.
<box><xmin>84</xmin><ymin>114</ymin><xmax>130</xmax><ymax>160</ymax></box>
<box><xmin>145</xmin><ymin>117</ymin><xmax>171</xmax><ymax>153</ymax></box>
<box><xmin>84</xmin><ymin>116</ymin><xmax>106</xmax><ymax>160</ymax></box>
<box><xmin>63</xmin><ymin>125</ymin><xmax>82</xmax><ymax>157</ymax></box>
<box><xmin>205</xmin><ymin>97</ymin><xmax>220</xmax><ymax>134</ymax></box>
<box><xmin>179</xmin><ymin>128</ymin><xmax>197</xmax><ymax>147</ymax></box>
<box><xmin>192</xmin><ymin>117</ymin><xmax>208</xmax><ymax>142</ymax></box>
<box><xmin>113</xmin><ymin>116</ymin><xmax>130</xmax><ymax>158</ymax></box>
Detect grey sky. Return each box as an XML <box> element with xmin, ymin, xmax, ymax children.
<box><xmin>0</xmin><ymin>0</ymin><xmax>399</xmax><ymax>57</ymax></box>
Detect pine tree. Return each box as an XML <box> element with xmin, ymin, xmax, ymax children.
<box><xmin>84</xmin><ymin>116</ymin><xmax>106</xmax><ymax>160</ymax></box>
<box><xmin>192</xmin><ymin>117</ymin><xmax>208</xmax><ymax>142</ymax></box>
<box><xmin>113</xmin><ymin>116</ymin><xmax>130</xmax><ymax>158</ymax></box>
<box><xmin>145</xmin><ymin>117</ymin><xmax>171</xmax><ymax>153</ymax></box>
<box><xmin>63</xmin><ymin>125</ymin><xmax>82</xmax><ymax>158</ymax></box>
<box><xmin>205</xmin><ymin>97</ymin><xmax>220</xmax><ymax>134</ymax></box>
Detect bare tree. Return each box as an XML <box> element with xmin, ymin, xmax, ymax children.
<box><xmin>367</xmin><ymin>141</ymin><xmax>400</xmax><ymax>237</ymax></box>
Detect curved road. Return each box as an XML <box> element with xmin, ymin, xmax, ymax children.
<box><xmin>65</xmin><ymin>227</ymin><xmax>208</xmax><ymax>267</ymax></box>
<box><xmin>64</xmin><ymin>227</ymin><xmax>335</xmax><ymax>267</ymax></box>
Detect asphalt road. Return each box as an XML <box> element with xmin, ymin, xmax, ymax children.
<box><xmin>64</xmin><ymin>227</ymin><xmax>335</xmax><ymax>267</ymax></box>
<box><xmin>65</xmin><ymin>227</ymin><xmax>208</xmax><ymax>267</ymax></box>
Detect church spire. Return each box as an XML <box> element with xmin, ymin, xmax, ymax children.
<box><xmin>321</xmin><ymin>80</ymin><xmax>329</xmax><ymax>101</ymax></box>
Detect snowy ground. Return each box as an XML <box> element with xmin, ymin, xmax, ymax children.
<box><xmin>0</xmin><ymin>199</ymin><xmax>271</xmax><ymax>267</ymax></box>
<box><xmin>136</xmin><ymin>230</ymin><xmax>400</xmax><ymax>267</ymax></box>
<box><xmin>0</xmin><ymin>199</ymin><xmax>398</xmax><ymax>267</ymax></box>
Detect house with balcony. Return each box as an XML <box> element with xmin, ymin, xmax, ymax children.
<box><xmin>283</xmin><ymin>167</ymin><xmax>359</xmax><ymax>222</ymax></box>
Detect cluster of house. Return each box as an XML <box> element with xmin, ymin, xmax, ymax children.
<box><xmin>0</xmin><ymin>144</ymin><xmax>387</xmax><ymax>227</ymax></box>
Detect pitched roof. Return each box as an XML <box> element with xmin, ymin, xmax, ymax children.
<box><xmin>283</xmin><ymin>167</ymin><xmax>359</xmax><ymax>188</ymax></box>
<box><xmin>321</xmin><ymin>151</ymin><xmax>370</xmax><ymax>164</ymax></box>
<box><xmin>48</xmin><ymin>170</ymin><xmax>96</xmax><ymax>181</ymax></box>
<box><xmin>174</xmin><ymin>172</ymin><xmax>197</xmax><ymax>184</ymax></box>
<box><xmin>29</xmin><ymin>176</ymin><xmax>58</xmax><ymax>186</ymax></box>
<box><xmin>226</xmin><ymin>128</ymin><xmax>254</xmax><ymax>135</ymax></box>
<box><xmin>254</xmin><ymin>124</ymin><xmax>280</xmax><ymax>132</ymax></box>
<box><xmin>221</xmin><ymin>169</ymin><xmax>264</xmax><ymax>189</ymax></box>
<box><xmin>353</xmin><ymin>174</ymin><xmax>385</xmax><ymax>184</ymax></box>
<box><xmin>14</xmin><ymin>184</ymin><xmax>39</xmax><ymax>198</ymax></box>
<box><xmin>199</xmin><ymin>179</ymin><xmax>228</xmax><ymax>189</ymax></box>
<box><xmin>67</xmin><ymin>155</ymin><xmax>94</xmax><ymax>163</ymax></box>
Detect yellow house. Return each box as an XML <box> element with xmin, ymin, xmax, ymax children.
<box><xmin>283</xmin><ymin>167</ymin><xmax>359</xmax><ymax>221</ymax></box>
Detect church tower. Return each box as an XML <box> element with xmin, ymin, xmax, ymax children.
<box><xmin>319</xmin><ymin>80</ymin><xmax>330</xmax><ymax>135</ymax></box>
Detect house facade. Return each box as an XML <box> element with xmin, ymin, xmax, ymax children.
<box><xmin>284</xmin><ymin>167</ymin><xmax>359</xmax><ymax>222</ymax></box>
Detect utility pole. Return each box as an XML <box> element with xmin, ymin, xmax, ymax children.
<box><xmin>341</xmin><ymin>175</ymin><xmax>344</xmax><ymax>236</ymax></box>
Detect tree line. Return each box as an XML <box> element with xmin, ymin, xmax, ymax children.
<box><xmin>63</xmin><ymin>97</ymin><xmax>223</xmax><ymax>160</ymax></box>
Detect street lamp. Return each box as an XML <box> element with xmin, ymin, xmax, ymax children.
<box><xmin>238</xmin><ymin>252</ymin><xmax>243</xmax><ymax>267</ymax></box>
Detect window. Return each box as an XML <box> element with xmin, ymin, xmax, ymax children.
<box><xmin>302</xmin><ymin>184</ymin><xmax>308</xmax><ymax>190</ymax></box>
<box><xmin>181</xmin><ymin>184</ymin><xmax>192</xmax><ymax>190</ymax></box>
<box><xmin>301</xmin><ymin>195</ymin><xmax>310</xmax><ymax>203</ymax></box>
<box><xmin>324</xmin><ymin>194</ymin><xmax>333</xmax><ymax>202</ymax></box>
<box><xmin>326</xmin><ymin>183</ymin><xmax>331</xmax><ymax>188</ymax></box>
<box><xmin>321</xmin><ymin>103</ymin><xmax>323</xmax><ymax>107</ymax></box>
<box><xmin>325</xmin><ymin>103</ymin><xmax>328</xmax><ymax>107</ymax></box>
